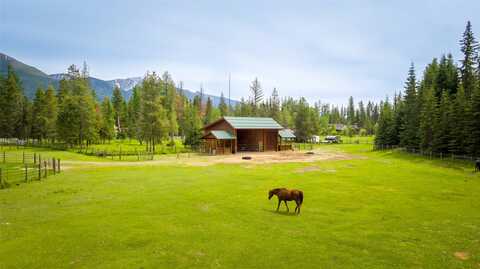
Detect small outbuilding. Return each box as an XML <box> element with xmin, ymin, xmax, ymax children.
<box><xmin>278</xmin><ymin>128</ymin><xmax>296</xmax><ymax>151</ymax></box>
<box><xmin>201</xmin><ymin>117</ymin><xmax>294</xmax><ymax>154</ymax></box>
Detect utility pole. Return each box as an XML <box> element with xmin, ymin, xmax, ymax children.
<box><xmin>228</xmin><ymin>73</ymin><xmax>231</xmax><ymax>109</ymax></box>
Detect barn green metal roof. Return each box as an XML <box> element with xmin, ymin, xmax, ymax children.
<box><xmin>223</xmin><ymin>117</ymin><xmax>283</xmax><ymax>129</ymax></box>
<box><xmin>279</xmin><ymin>129</ymin><xmax>296</xmax><ymax>138</ymax></box>
<box><xmin>208</xmin><ymin>130</ymin><xmax>236</xmax><ymax>140</ymax></box>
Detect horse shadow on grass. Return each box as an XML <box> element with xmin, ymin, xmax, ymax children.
<box><xmin>262</xmin><ymin>209</ymin><xmax>300</xmax><ymax>216</ymax></box>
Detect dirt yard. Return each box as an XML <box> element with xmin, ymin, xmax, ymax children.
<box><xmin>62</xmin><ymin>149</ymin><xmax>359</xmax><ymax>169</ymax></box>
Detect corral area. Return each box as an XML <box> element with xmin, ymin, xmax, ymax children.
<box><xmin>57</xmin><ymin>147</ymin><xmax>359</xmax><ymax>169</ymax></box>
<box><xmin>1</xmin><ymin>144</ymin><xmax>479</xmax><ymax>268</ymax></box>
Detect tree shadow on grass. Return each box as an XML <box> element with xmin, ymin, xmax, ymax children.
<box><xmin>263</xmin><ymin>208</ymin><xmax>299</xmax><ymax>216</ymax></box>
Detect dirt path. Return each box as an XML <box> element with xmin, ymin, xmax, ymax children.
<box><xmin>62</xmin><ymin>149</ymin><xmax>359</xmax><ymax>169</ymax></box>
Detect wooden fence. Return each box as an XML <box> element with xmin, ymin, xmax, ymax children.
<box><xmin>374</xmin><ymin>144</ymin><xmax>479</xmax><ymax>163</ymax></box>
<box><xmin>0</xmin><ymin>151</ymin><xmax>60</xmax><ymax>189</ymax></box>
<box><xmin>74</xmin><ymin>148</ymin><xmax>155</xmax><ymax>161</ymax></box>
<box><xmin>0</xmin><ymin>138</ymin><xmax>192</xmax><ymax>161</ymax></box>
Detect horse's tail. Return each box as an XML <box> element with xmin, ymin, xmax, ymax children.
<box><xmin>299</xmin><ymin>191</ymin><xmax>303</xmax><ymax>205</ymax></box>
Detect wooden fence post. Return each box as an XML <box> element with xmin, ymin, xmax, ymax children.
<box><xmin>52</xmin><ymin>158</ymin><xmax>56</xmax><ymax>175</ymax></box>
<box><xmin>44</xmin><ymin>161</ymin><xmax>47</xmax><ymax>178</ymax></box>
<box><xmin>25</xmin><ymin>164</ymin><xmax>28</xmax><ymax>182</ymax></box>
<box><xmin>3</xmin><ymin>151</ymin><xmax>5</xmax><ymax>163</ymax></box>
<box><xmin>38</xmin><ymin>162</ymin><xmax>41</xmax><ymax>180</ymax></box>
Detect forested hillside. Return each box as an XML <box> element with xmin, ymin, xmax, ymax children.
<box><xmin>0</xmin><ymin>53</ymin><xmax>237</xmax><ymax>106</ymax></box>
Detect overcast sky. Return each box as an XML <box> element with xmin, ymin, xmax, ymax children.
<box><xmin>1</xmin><ymin>0</ymin><xmax>479</xmax><ymax>104</ymax></box>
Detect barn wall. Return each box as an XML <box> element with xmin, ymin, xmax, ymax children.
<box><xmin>237</xmin><ymin>129</ymin><xmax>278</xmax><ymax>151</ymax></box>
<box><xmin>265</xmin><ymin>130</ymin><xmax>278</xmax><ymax>151</ymax></box>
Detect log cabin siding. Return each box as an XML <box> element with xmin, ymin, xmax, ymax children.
<box><xmin>202</xmin><ymin>117</ymin><xmax>286</xmax><ymax>154</ymax></box>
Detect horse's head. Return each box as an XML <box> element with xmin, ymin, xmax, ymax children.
<box><xmin>268</xmin><ymin>190</ymin><xmax>274</xmax><ymax>200</ymax></box>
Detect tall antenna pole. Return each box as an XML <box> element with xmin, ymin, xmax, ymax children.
<box><xmin>228</xmin><ymin>73</ymin><xmax>231</xmax><ymax>108</ymax></box>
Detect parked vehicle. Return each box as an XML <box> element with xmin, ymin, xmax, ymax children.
<box><xmin>322</xmin><ymin>136</ymin><xmax>342</xmax><ymax>144</ymax></box>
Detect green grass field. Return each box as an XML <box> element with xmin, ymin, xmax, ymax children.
<box><xmin>1</xmin><ymin>144</ymin><xmax>479</xmax><ymax>268</ymax></box>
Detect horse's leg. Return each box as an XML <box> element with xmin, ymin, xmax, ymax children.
<box><xmin>277</xmin><ymin>199</ymin><xmax>281</xmax><ymax>211</ymax></box>
<box><xmin>284</xmin><ymin>201</ymin><xmax>289</xmax><ymax>212</ymax></box>
<box><xmin>294</xmin><ymin>201</ymin><xmax>299</xmax><ymax>213</ymax></box>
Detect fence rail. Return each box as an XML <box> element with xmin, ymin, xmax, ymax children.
<box><xmin>74</xmin><ymin>148</ymin><xmax>155</xmax><ymax>161</ymax></box>
<box><xmin>374</xmin><ymin>144</ymin><xmax>479</xmax><ymax>163</ymax></box>
<box><xmin>0</xmin><ymin>138</ymin><xmax>193</xmax><ymax>161</ymax></box>
<box><xmin>0</xmin><ymin>151</ymin><xmax>45</xmax><ymax>164</ymax></box>
<box><xmin>0</xmin><ymin>151</ymin><xmax>60</xmax><ymax>189</ymax></box>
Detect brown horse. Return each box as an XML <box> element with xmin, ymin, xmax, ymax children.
<box><xmin>268</xmin><ymin>188</ymin><xmax>303</xmax><ymax>214</ymax></box>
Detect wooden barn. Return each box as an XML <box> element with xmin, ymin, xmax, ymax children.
<box><xmin>201</xmin><ymin>117</ymin><xmax>294</xmax><ymax>154</ymax></box>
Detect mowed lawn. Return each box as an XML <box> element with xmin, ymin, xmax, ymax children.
<box><xmin>1</xmin><ymin>145</ymin><xmax>479</xmax><ymax>268</ymax></box>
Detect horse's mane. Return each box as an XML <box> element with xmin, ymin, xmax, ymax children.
<box><xmin>271</xmin><ymin>188</ymin><xmax>288</xmax><ymax>193</ymax></box>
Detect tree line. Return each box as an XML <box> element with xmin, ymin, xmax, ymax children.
<box><xmin>375</xmin><ymin>21</ymin><xmax>480</xmax><ymax>158</ymax></box>
<box><xmin>1</xmin><ymin>63</ymin><xmax>382</xmax><ymax>149</ymax></box>
<box><xmin>229</xmin><ymin>78</ymin><xmax>380</xmax><ymax>141</ymax></box>
<box><xmin>0</xmin><ymin>63</ymin><xmax>217</xmax><ymax>150</ymax></box>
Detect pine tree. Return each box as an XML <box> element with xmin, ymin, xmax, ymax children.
<box><xmin>418</xmin><ymin>87</ymin><xmax>436</xmax><ymax>151</ymax></box>
<box><xmin>31</xmin><ymin>88</ymin><xmax>47</xmax><ymax>140</ymax></box>
<box><xmin>57</xmin><ymin>67</ymin><xmax>98</xmax><ymax>146</ymax></box>
<box><xmin>449</xmin><ymin>84</ymin><xmax>468</xmax><ymax>154</ymax></box>
<box><xmin>432</xmin><ymin>92</ymin><xmax>451</xmax><ymax>153</ymax></box>
<box><xmin>420</xmin><ymin>58</ymin><xmax>439</xmax><ymax>98</ymax></box>
<box><xmin>249</xmin><ymin>78</ymin><xmax>263</xmax><ymax>114</ymax></box>
<box><xmin>347</xmin><ymin>96</ymin><xmax>355</xmax><ymax>125</ymax></box>
<box><xmin>436</xmin><ymin>54</ymin><xmax>459</xmax><ymax>96</ymax></box>
<box><xmin>157</xmin><ymin>74</ymin><xmax>179</xmax><ymax>143</ymax></box>
<box><xmin>294</xmin><ymin>98</ymin><xmax>312</xmax><ymax>142</ymax></box>
<box><xmin>17</xmin><ymin>95</ymin><xmax>32</xmax><ymax>140</ymax></box>
<box><xmin>269</xmin><ymin>88</ymin><xmax>280</xmax><ymax>121</ymax></box>
<box><xmin>184</xmin><ymin>101</ymin><xmax>203</xmax><ymax>147</ymax></box>
<box><xmin>204</xmin><ymin>97</ymin><xmax>214</xmax><ymax>125</ymax></box>
<box><xmin>470</xmin><ymin>83</ymin><xmax>480</xmax><ymax>156</ymax></box>
<box><xmin>358</xmin><ymin>101</ymin><xmax>366</xmax><ymax>128</ymax></box>
<box><xmin>400</xmin><ymin>63</ymin><xmax>420</xmax><ymax>149</ymax></box>
<box><xmin>138</xmin><ymin>72</ymin><xmax>168</xmax><ymax>152</ymax></box>
<box><xmin>0</xmin><ymin>64</ymin><xmax>24</xmax><ymax>138</ymax></box>
<box><xmin>126</xmin><ymin>86</ymin><xmax>141</xmax><ymax>140</ymax></box>
<box><xmin>99</xmin><ymin>97</ymin><xmax>115</xmax><ymax>142</ymax></box>
<box><xmin>112</xmin><ymin>85</ymin><xmax>127</xmax><ymax>138</ymax></box>
<box><xmin>44</xmin><ymin>85</ymin><xmax>58</xmax><ymax>142</ymax></box>
<box><xmin>459</xmin><ymin>21</ymin><xmax>479</xmax><ymax>98</ymax></box>
<box><xmin>375</xmin><ymin>99</ymin><xmax>395</xmax><ymax>147</ymax></box>
<box><xmin>219</xmin><ymin>92</ymin><xmax>228</xmax><ymax>117</ymax></box>
<box><xmin>30</xmin><ymin>85</ymin><xmax>57</xmax><ymax>142</ymax></box>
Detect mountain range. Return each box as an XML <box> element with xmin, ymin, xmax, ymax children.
<box><xmin>0</xmin><ymin>53</ymin><xmax>237</xmax><ymax>107</ymax></box>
